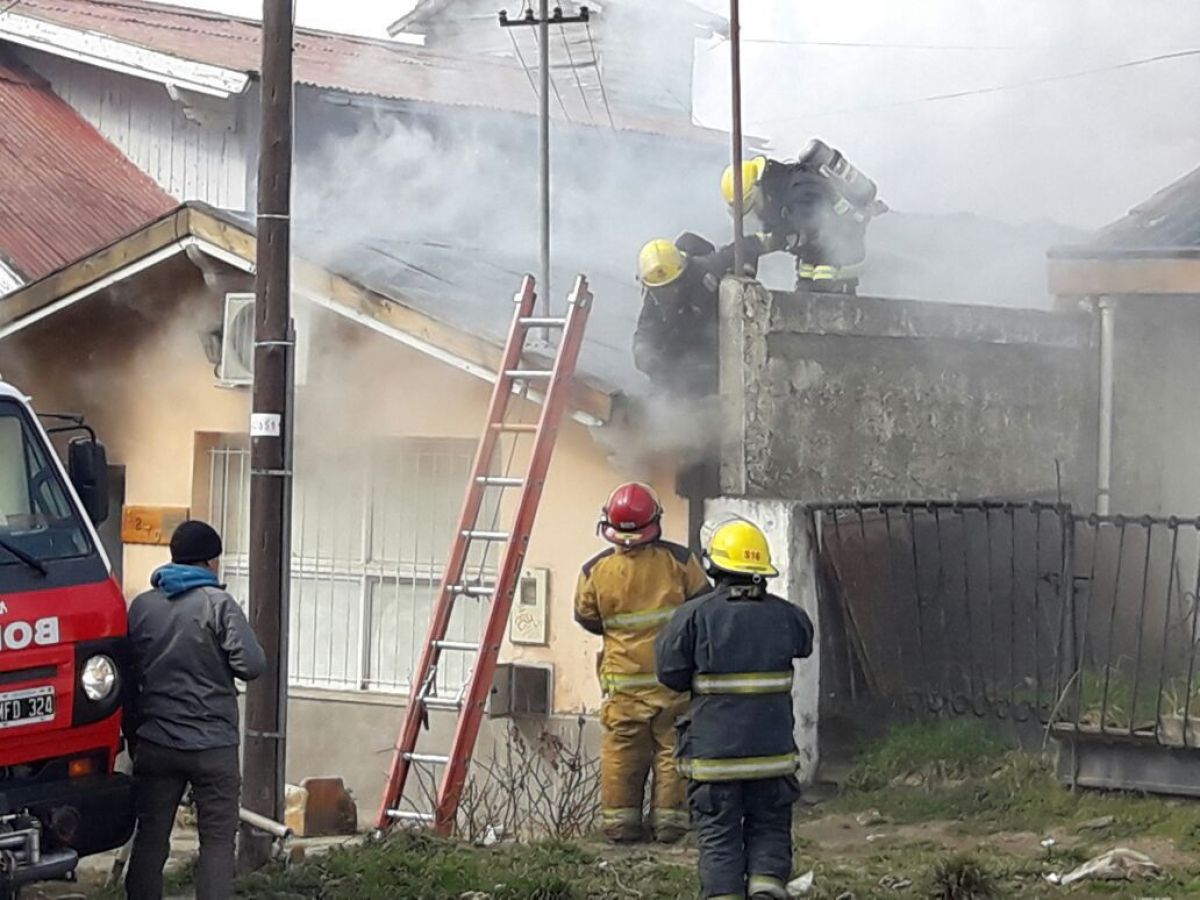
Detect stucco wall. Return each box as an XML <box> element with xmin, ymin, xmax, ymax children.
<box><xmin>4</xmin><ymin>261</ymin><xmax>249</xmax><ymax>593</ymax></box>
<box><xmin>3</xmin><ymin>266</ymin><xmax>683</xmax><ymax>718</ymax></box>
<box><xmin>719</xmin><ymin>279</ymin><xmax>1098</xmax><ymax>505</ymax></box>
<box><xmin>1106</xmin><ymin>295</ymin><xmax>1200</xmax><ymax>515</ymax></box>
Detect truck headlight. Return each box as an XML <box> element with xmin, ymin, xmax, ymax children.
<box><xmin>81</xmin><ymin>654</ymin><xmax>117</xmax><ymax>701</ymax></box>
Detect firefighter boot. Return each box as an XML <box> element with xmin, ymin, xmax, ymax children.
<box><xmin>599</xmin><ymin>693</ymin><xmax>654</xmax><ymax>842</ymax></box>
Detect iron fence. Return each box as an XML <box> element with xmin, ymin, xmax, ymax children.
<box><xmin>1065</xmin><ymin>513</ymin><xmax>1200</xmax><ymax>747</ymax></box>
<box><xmin>812</xmin><ymin>500</ymin><xmax>1073</xmax><ymax>723</ymax></box>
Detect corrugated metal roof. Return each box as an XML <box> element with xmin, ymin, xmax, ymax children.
<box><xmin>0</xmin><ymin>53</ymin><xmax>175</xmax><ymax>281</ymax></box>
<box><xmin>390</xmin><ymin>0</ymin><xmax>729</xmax><ymax>38</ymax></box>
<box><xmin>1048</xmin><ymin>164</ymin><xmax>1200</xmax><ymax>260</ymax></box>
<box><xmin>8</xmin><ymin>0</ymin><xmax>727</xmax><ymax>142</ymax></box>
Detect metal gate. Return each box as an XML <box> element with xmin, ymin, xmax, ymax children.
<box><xmin>813</xmin><ymin>501</ymin><xmax>1073</xmax><ymax>723</ymax></box>
<box><xmin>815</xmin><ymin>501</ymin><xmax>1200</xmax><ymax>748</ymax></box>
<box><xmin>1062</xmin><ymin>513</ymin><xmax>1200</xmax><ymax>747</ymax></box>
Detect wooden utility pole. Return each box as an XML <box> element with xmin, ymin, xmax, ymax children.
<box><xmin>729</xmin><ymin>0</ymin><xmax>746</xmax><ymax>272</ymax></box>
<box><xmin>499</xmin><ymin>3</ymin><xmax>590</xmax><ymax>336</ymax></box>
<box><xmin>240</xmin><ymin>0</ymin><xmax>294</xmax><ymax>871</ymax></box>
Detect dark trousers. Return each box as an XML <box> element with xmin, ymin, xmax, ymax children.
<box><xmin>125</xmin><ymin>740</ymin><xmax>241</xmax><ymax>900</ymax></box>
<box><xmin>687</xmin><ymin>776</ymin><xmax>800</xmax><ymax>899</ymax></box>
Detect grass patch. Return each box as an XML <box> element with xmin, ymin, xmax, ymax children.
<box><xmin>234</xmin><ymin>831</ymin><xmax>696</xmax><ymax>899</ymax></box>
<box><xmin>926</xmin><ymin>854</ymin><xmax>997</xmax><ymax>899</ymax></box>
<box><xmin>834</xmin><ymin>719</ymin><xmax>1200</xmax><ymax>851</ymax></box>
<box><xmin>845</xmin><ymin>720</ymin><xmax>1009</xmax><ymax>792</ymax></box>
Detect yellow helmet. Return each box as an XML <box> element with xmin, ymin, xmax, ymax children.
<box><xmin>637</xmin><ymin>238</ymin><xmax>685</xmax><ymax>288</ymax></box>
<box><xmin>720</xmin><ymin>156</ymin><xmax>767</xmax><ymax>207</ymax></box>
<box><xmin>705</xmin><ymin>518</ymin><xmax>778</xmax><ymax>578</ymax></box>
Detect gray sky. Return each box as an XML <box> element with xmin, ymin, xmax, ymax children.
<box><xmin>158</xmin><ymin>0</ymin><xmax>1200</xmax><ymax>228</ymax></box>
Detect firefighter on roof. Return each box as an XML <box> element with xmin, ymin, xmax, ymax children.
<box><xmin>722</xmin><ymin>138</ymin><xmax>886</xmax><ymax>295</ymax></box>
<box><xmin>633</xmin><ymin>231</ymin><xmax>777</xmax><ymax>397</ymax></box>
<box><xmin>656</xmin><ymin>517</ymin><xmax>814</xmax><ymax>899</ymax></box>
<box><xmin>574</xmin><ymin>482</ymin><xmax>710</xmax><ymax>843</ymax></box>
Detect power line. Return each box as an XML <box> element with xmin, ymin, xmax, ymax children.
<box><xmin>584</xmin><ymin>18</ymin><xmax>614</xmax><ymax>129</ymax></box>
<box><xmin>506</xmin><ymin>29</ymin><xmax>541</xmax><ymax>104</ymax></box>
<box><xmin>558</xmin><ymin>22</ymin><xmax>595</xmax><ymax>125</ymax></box>
<box><xmin>754</xmin><ymin>47</ymin><xmax>1200</xmax><ymax>125</ymax></box>
<box><xmin>528</xmin><ymin>22</ymin><xmax>571</xmax><ymax>121</ymax></box>
<box><xmin>741</xmin><ymin>37</ymin><xmax>1025</xmax><ymax>51</ymax></box>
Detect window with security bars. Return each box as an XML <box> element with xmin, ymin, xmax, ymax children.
<box><xmin>209</xmin><ymin>436</ymin><xmax>496</xmax><ymax>694</ymax></box>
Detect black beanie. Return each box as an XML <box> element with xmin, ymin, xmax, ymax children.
<box><xmin>170</xmin><ymin>520</ymin><xmax>224</xmax><ymax>565</ymax></box>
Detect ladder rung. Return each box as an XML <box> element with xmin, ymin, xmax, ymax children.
<box><xmin>476</xmin><ymin>476</ymin><xmax>524</xmax><ymax>487</ymax></box>
<box><xmin>505</xmin><ymin>369</ymin><xmax>553</xmax><ymax>379</ymax></box>
<box><xmin>433</xmin><ymin>640</ymin><xmax>480</xmax><ymax>652</ymax></box>
<box><xmin>423</xmin><ymin>696</ymin><xmax>464</xmax><ymax>711</ymax></box>
<box><xmin>520</xmin><ymin>317</ymin><xmax>567</xmax><ymax>327</ymax></box>
<box><xmin>448</xmin><ymin>584</ymin><xmax>494</xmax><ymax>597</ymax></box>
<box><xmin>388</xmin><ymin>810</ymin><xmax>435</xmax><ymax>823</ymax></box>
<box><xmin>404</xmin><ymin>752</ymin><xmax>450</xmax><ymax>765</ymax></box>
<box><xmin>462</xmin><ymin>530</ymin><xmax>509</xmax><ymax>541</ymax></box>
<box><xmin>490</xmin><ymin>423</ymin><xmax>537</xmax><ymax>433</ymax></box>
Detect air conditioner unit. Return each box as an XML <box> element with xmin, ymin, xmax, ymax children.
<box><xmin>218</xmin><ymin>293</ymin><xmax>309</xmax><ymax>387</ymax></box>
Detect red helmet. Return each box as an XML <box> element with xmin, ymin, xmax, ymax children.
<box><xmin>599</xmin><ymin>482</ymin><xmax>662</xmax><ymax>547</ymax></box>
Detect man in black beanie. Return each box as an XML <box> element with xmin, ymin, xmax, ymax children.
<box><xmin>125</xmin><ymin>520</ymin><xmax>265</xmax><ymax>900</ymax></box>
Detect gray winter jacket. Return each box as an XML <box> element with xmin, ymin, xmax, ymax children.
<box><xmin>127</xmin><ymin>564</ymin><xmax>266</xmax><ymax>751</ymax></box>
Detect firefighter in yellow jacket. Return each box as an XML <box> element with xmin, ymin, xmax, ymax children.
<box><xmin>575</xmin><ymin>482</ymin><xmax>710</xmax><ymax>843</ymax></box>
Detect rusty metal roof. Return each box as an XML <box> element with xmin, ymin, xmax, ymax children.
<box><xmin>1052</xmin><ymin>164</ymin><xmax>1200</xmax><ymax>259</ymax></box>
<box><xmin>7</xmin><ymin>0</ymin><xmax>727</xmax><ymax>142</ymax></box>
<box><xmin>0</xmin><ymin>54</ymin><xmax>175</xmax><ymax>282</ymax></box>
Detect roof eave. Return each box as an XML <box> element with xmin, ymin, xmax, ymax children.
<box><xmin>0</xmin><ymin>203</ymin><xmax>617</xmax><ymax>425</ymax></box>
<box><xmin>0</xmin><ymin>10</ymin><xmax>250</xmax><ymax>97</ymax></box>
<box><xmin>1047</xmin><ymin>251</ymin><xmax>1200</xmax><ymax>297</ymax></box>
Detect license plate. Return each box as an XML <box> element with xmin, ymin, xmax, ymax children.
<box><xmin>0</xmin><ymin>685</ymin><xmax>56</xmax><ymax>729</ymax></box>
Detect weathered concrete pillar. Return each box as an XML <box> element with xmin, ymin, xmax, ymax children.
<box><xmin>717</xmin><ymin>276</ymin><xmax>772</xmax><ymax>498</ymax></box>
<box><xmin>702</xmin><ymin>497</ymin><xmax>820</xmax><ymax>784</ymax></box>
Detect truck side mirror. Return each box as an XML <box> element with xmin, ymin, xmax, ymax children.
<box><xmin>68</xmin><ymin>438</ymin><xmax>110</xmax><ymax>525</ymax></box>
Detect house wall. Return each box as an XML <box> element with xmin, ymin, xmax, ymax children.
<box><xmin>719</xmin><ymin>279</ymin><xmax>1099</xmax><ymax>505</ymax></box>
<box><xmin>18</xmin><ymin>49</ymin><xmax>251</xmax><ymax>210</ymax></box>
<box><xmin>1107</xmin><ymin>294</ymin><xmax>1200</xmax><ymax>515</ymax></box>
<box><xmin>4</xmin><ymin>264</ymin><xmax>687</xmax><ymax>822</ymax></box>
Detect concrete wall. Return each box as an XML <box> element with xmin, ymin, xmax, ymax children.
<box><xmin>719</xmin><ymin>280</ymin><xmax>1098</xmax><ymax>505</ymax></box>
<box><xmin>1106</xmin><ymin>295</ymin><xmax>1200</xmax><ymax>515</ymax></box>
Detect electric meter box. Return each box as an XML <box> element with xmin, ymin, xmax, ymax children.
<box><xmin>486</xmin><ymin>663</ymin><xmax>552</xmax><ymax>718</ymax></box>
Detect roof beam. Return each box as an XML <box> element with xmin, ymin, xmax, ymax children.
<box><xmin>0</xmin><ymin>11</ymin><xmax>250</xmax><ymax>97</ymax></box>
<box><xmin>1048</xmin><ymin>256</ymin><xmax>1200</xmax><ymax>297</ymax></box>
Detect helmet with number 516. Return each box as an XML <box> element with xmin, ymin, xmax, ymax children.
<box><xmin>703</xmin><ymin>518</ymin><xmax>778</xmax><ymax>578</ymax></box>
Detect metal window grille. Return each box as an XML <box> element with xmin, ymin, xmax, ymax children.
<box><xmin>209</xmin><ymin>437</ymin><xmax>491</xmax><ymax>694</ymax></box>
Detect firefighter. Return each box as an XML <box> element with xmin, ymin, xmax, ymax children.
<box><xmin>656</xmin><ymin>518</ymin><xmax>814</xmax><ymax>900</ymax></box>
<box><xmin>574</xmin><ymin>482</ymin><xmax>710</xmax><ymax>844</ymax></box>
<box><xmin>722</xmin><ymin>140</ymin><xmax>885</xmax><ymax>295</ymax></box>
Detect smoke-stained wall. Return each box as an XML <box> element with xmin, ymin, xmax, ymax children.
<box><xmin>719</xmin><ymin>280</ymin><xmax>1098</xmax><ymax>503</ymax></box>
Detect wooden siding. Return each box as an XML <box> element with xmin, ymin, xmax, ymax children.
<box><xmin>20</xmin><ymin>49</ymin><xmax>250</xmax><ymax>210</ymax></box>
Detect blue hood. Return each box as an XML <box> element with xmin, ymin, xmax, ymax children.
<box><xmin>151</xmin><ymin>563</ymin><xmax>221</xmax><ymax>599</ymax></box>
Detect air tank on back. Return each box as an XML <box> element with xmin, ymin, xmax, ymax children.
<box><xmin>799</xmin><ymin>138</ymin><xmax>878</xmax><ymax>209</ymax></box>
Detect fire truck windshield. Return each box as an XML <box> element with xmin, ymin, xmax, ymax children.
<box><xmin>0</xmin><ymin>399</ymin><xmax>91</xmax><ymax>566</ymax></box>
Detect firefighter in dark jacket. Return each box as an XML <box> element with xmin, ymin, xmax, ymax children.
<box><xmin>656</xmin><ymin>518</ymin><xmax>814</xmax><ymax>900</ymax></box>
<box><xmin>633</xmin><ymin>232</ymin><xmax>773</xmax><ymax>397</ymax></box>
<box><xmin>722</xmin><ymin>139</ymin><xmax>885</xmax><ymax>295</ymax></box>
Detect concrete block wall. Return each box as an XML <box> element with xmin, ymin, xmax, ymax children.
<box><xmin>718</xmin><ymin>279</ymin><xmax>1098</xmax><ymax>506</ymax></box>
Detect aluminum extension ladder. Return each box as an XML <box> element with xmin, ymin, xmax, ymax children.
<box><xmin>374</xmin><ymin>274</ymin><xmax>593</xmax><ymax>835</ymax></box>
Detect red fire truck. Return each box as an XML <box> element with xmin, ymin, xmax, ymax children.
<box><xmin>0</xmin><ymin>379</ymin><xmax>133</xmax><ymax>896</ymax></box>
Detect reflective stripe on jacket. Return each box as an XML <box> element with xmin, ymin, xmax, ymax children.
<box><xmin>655</xmin><ymin>582</ymin><xmax>814</xmax><ymax>776</ymax></box>
<box><xmin>574</xmin><ymin>540</ymin><xmax>709</xmax><ymax>694</ymax></box>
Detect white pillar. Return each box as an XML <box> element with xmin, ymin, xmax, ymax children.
<box><xmin>703</xmin><ymin>498</ymin><xmax>820</xmax><ymax>783</ymax></box>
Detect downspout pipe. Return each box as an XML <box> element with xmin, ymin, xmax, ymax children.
<box><xmin>1097</xmin><ymin>296</ymin><xmax>1115</xmax><ymax>515</ymax></box>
